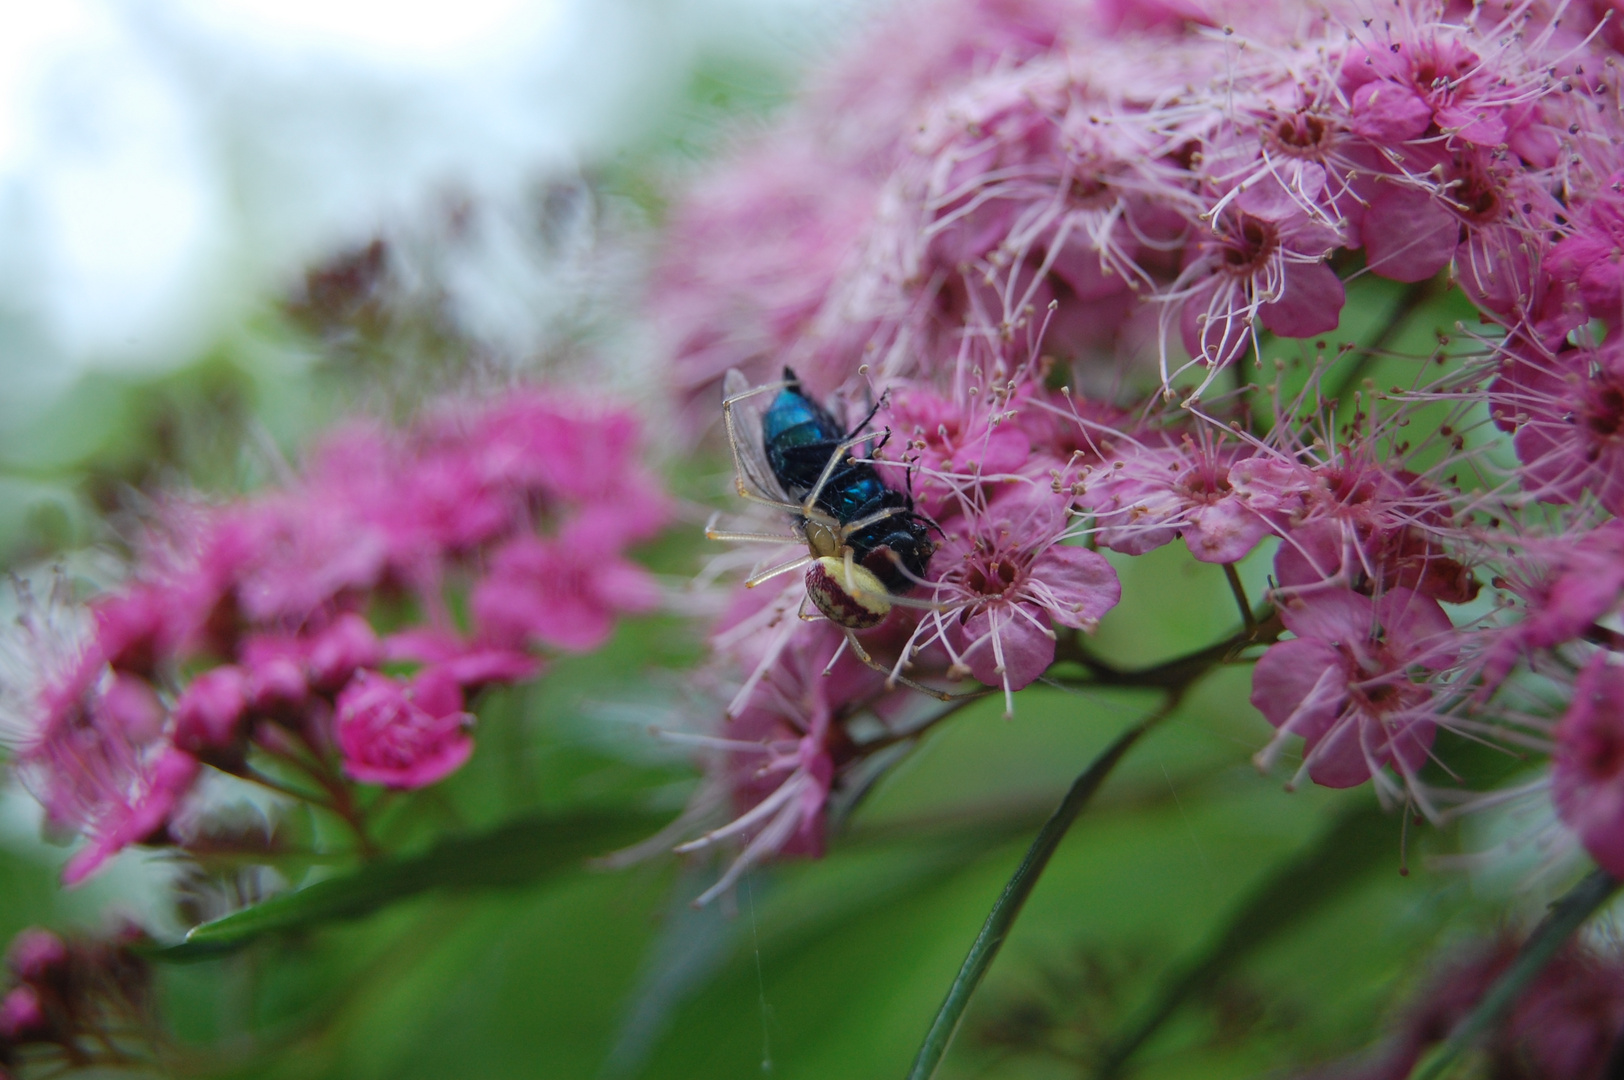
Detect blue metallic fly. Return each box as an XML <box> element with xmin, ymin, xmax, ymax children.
<box><xmin>712</xmin><ymin>367</ymin><xmax>936</xmax><ymax>632</ymax></box>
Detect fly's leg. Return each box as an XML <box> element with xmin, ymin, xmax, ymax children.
<box><xmin>897</xmin><ymin>453</ymin><xmax>946</xmax><ymax>539</ymax></box>
<box><xmin>845</xmin><ymin>394</ymin><xmax>887</xmax><ymax>441</ymax></box>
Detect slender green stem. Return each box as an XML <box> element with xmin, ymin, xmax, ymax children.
<box><xmin>905</xmin><ymin>699</ymin><xmax>1178</xmax><ymax>1080</ymax></box>
<box><xmin>1222</xmin><ymin>564</ymin><xmax>1255</xmax><ymax>633</ymax></box>
<box><xmin>905</xmin><ymin>600</ymin><xmax>1285</xmax><ymax>1080</ymax></box>
<box><xmin>291</xmin><ymin>728</ymin><xmax>380</xmax><ymax>858</ymax></box>
<box><xmin>1053</xmin><ymin>611</ymin><xmax>1280</xmax><ymax>691</ymax></box>
<box><xmin>1406</xmin><ymin>868</ymin><xmax>1620</xmax><ymax>1080</ymax></box>
<box><xmin>851</xmin><ymin>688</ymin><xmax>997</xmax><ymax>755</ymax></box>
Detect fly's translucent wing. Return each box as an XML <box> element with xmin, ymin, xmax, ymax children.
<box><xmin>722</xmin><ymin>368</ymin><xmax>796</xmax><ymax>508</ymax></box>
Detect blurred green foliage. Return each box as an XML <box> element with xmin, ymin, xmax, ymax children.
<box><xmin>110</xmin><ymin>571</ymin><xmax>1520</xmax><ymax>1080</ymax></box>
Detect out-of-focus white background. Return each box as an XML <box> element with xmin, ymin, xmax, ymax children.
<box><xmin>0</xmin><ymin>0</ymin><xmax>851</xmax><ymax>418</ymax></box>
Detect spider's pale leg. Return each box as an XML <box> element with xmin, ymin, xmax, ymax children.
<box><xmin>704</xmin><ymin>511</ymin><xmax>802</xmax><ymax>545</ymax></box>
<box><xmin>867</xmin><ymin>591</ymin><xmax>952</xmax><ymax>612</ymax></box>
<box><xmin>706</xmin><ymin>528</ymin><xmax>804</xmax><ymax>543</ymax></box>
<box><xmin>800</xmin><ymin>429</ymin><xmax>890</xmax><ymax>515</ymax></box>
<box><xmin>746</xmin><ymin>553</ymin><xmax>816</xmax><ymax>589</ymax></box>
<box><xmin>720</xmin><ymin>371</ymin><xmax>793</xmax><ymax>408</ymax></box>
<box><xmin>728</xmin><ymin>486</ymin><xmax>807</xmax><ymax>515</ymax></box>
<box><xmin>822</xmin><ymin>634</ymin><xmax>851</xmax><ymax>675</ymax></box>
<box><xmin>837</xmin><ymin>505</ymin><xmax>902</xmax><ymax>541</ymax></box>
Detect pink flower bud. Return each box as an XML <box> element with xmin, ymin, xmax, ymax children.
<box><xmin>90</xmin><ymin>588</ymin><xmax>168</xmax><ymax>676</ymax></box>
<box><xmin>381</xmin><ymin>629</ymin><xmax>539</xmax><ymax>689</ymax></box>
<box><xmin>246</xmin><ymin>655</ymin><xmax>307</xmax><ymax>714</ymax></box>
<box><xmin>334</xmin><ymin>669</ymin><xmax>473</xmax><ymax>789</ymax></box>
<box><xmin>0</xmin><ymin>986</ymin><xmax>45</xmax><ymax>1041</ymax></box>
<box><xmin>5</xmin><ymin>929</ymin><xmax>67</xmax><ymax>983</ymax></box>
<box><xmin>305</xmin><ymin>613</ymin><xmax>382</xmax><ymax>693</ymax></box>
<box><xmin>173</xmin><ymin>666</ymin><xmax>250</xmax><ymax>753</ymax></box>
<box><xmin>99</xmin><ymin>675</ymin><xmax>165</xmax><ymax>742</ymax></box>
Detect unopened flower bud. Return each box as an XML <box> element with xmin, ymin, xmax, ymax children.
<box><xmin>335</xmin><ymin>669</ymin><xmax>473</xmax><ymax>789</ymax></box>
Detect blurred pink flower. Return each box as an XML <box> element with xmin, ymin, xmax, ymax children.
<box><xmin>304</xmin><ymin>613</ymin><xmax>383</xmax><ymax>694</ymax></box>
<box><xmin>4</xmin><ymin>931</ymin><xmax>66</xmax><ymax>985</ymax></box>
<box><xmin>472</xmin><ymin>527</ymin><xmax>661</xmax><ymax>654</ymax></box>
<box><xmin>676</xmin><ymin>623</ymin><xmax>881</xmax><ymax>905</ymax></box>
<box><xmin>60</xmin><ymin>747</ymin><xmax>201</xmax><ymax>886</ymax></box>
<box><xmin>8</xmin><ymin>385</ymin><xmax>669</xmax><ymax>880</ymax></box>
<box><xmin>1552</xmin><ymin>654</ymin><xmax>1624</xmax><ymax>877</ymax></box>
<box><xmin>1492</xmin><ymin>337</ymin><xmax>1624</xmax><ymax>514</ymax></box>
<box><xmin>334</xmin><ymin>669</ymin><xmax>473</xmax><ymax>790</ymax></box>
<box><xmin>172</xmin><ymin>666</ymin><xmax>249</xmax><ymax>757</ymax></box>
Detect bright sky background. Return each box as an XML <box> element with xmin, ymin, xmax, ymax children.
<box><xmin>0</xmin><ymin>0</ymin><xmax>852</xmax><ymax>422</ymax></box>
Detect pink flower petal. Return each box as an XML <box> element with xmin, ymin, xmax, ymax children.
<box><xmin>1361</xmin><ymin>183</ymin><xmax>1457</xmax><ymax>283</ymax></box>
<box><xmin>1348</xmin><ymin>82</ymin><xmax>1433</xmax><ymax>142</ymax></box>
<box><xmin>955</xmin><ymin>606</ymin><xmax>1056</xmax><ymax>690</ymax></box>
<box><xmin>1259</xmin><ymin>260</ymin><xmax>1345</xmax><ymax>338</ymax></box>
<box><xmin>1033</xmin><ymin>545</ymin><xmax>1122</xmax><ymax>629</ymax></box>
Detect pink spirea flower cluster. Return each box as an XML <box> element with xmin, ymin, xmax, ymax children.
<box><xmin>656</xmin><ymin>0</ymin><xmax>1624</xmax><ymax>890</ymax></box>
<box><xmin>10</xmin><ymin>392</ymin><xmax>668</xmax><ymax>884</ymax></box>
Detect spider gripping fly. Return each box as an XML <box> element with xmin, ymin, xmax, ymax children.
<box><xmin>714</xmin><ymin>367</ymin><xmax>938</xmax><ymax>631</ymax></box>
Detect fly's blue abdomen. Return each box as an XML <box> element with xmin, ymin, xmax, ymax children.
<box><xmin>761</xmin><ymin>392</ymin><xmax>840</xmax><ymax>449</ymax></box>
<box><xmin>762</xmin><ymin>376</ymin><xmax>849</xmax><ymax>501</ymax></box>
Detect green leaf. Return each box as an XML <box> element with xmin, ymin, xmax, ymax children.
<box><xmin>152</xmin><ymin>809</ymin><xmax>671</xmax><ymax>961</ymax></box>
<box><xmin>1094</xmin><ymin>797</ymin><xmax>1395</xmax><ymax>1078</ymax></box>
